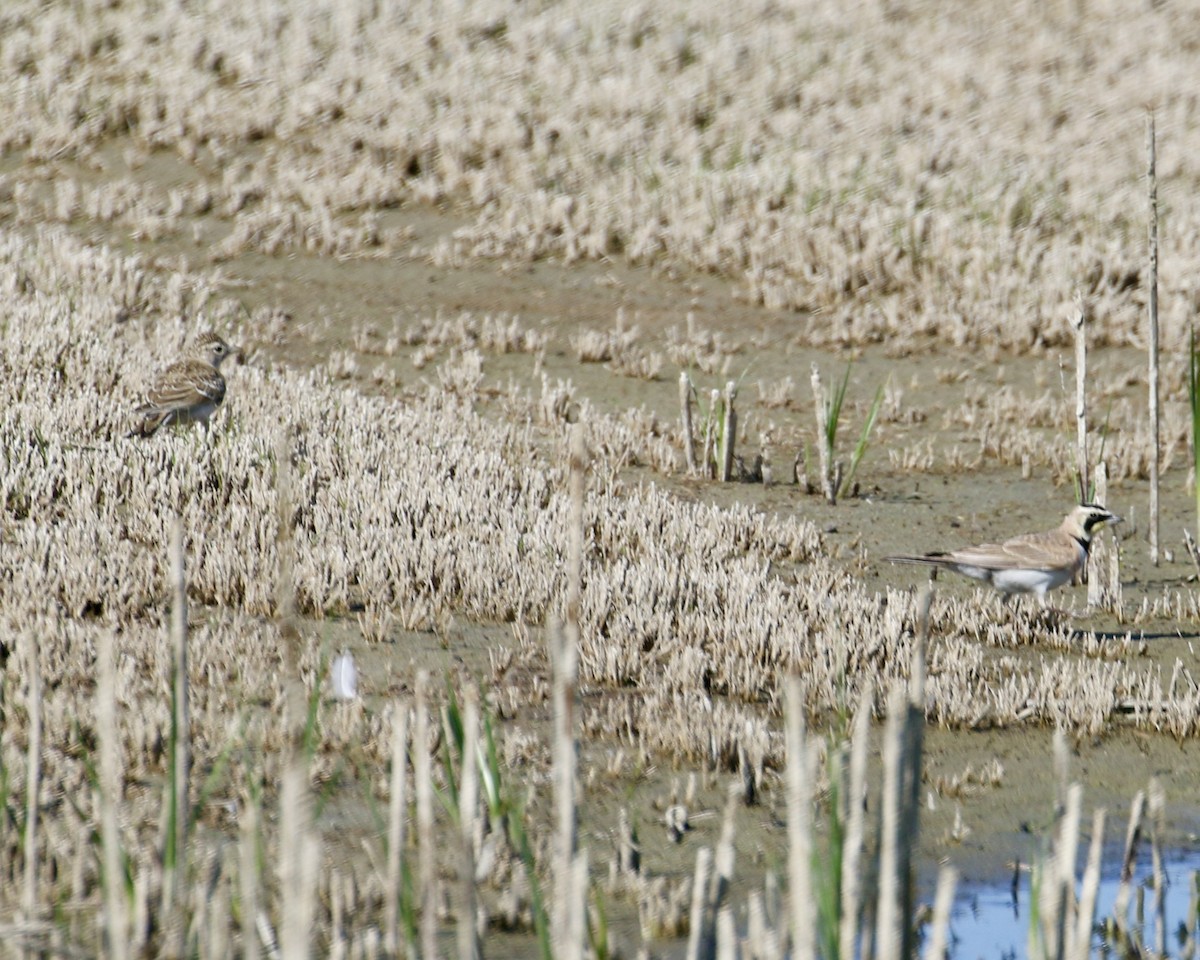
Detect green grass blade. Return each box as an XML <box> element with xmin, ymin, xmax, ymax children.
<box><xmin>839</xmin><ymin>378</ymin><xmax>885</xmax><ymax>499</ymax></box>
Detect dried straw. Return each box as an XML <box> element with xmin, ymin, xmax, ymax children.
<box><xmin>385</xmin><ymin>703</ymin><xmax>410</xmax><ymax>956</ymax></box>
<box><xmin>97</xmin><ymin>630</ymin><xmax>130</xmax><ymax>960</ymax></box>
<box><xmin>1147</xmin><ymin>111</ymin><xmax>1161</xmax><ymax>565</ymax></box>
<box><xmin>415</xmin><ymin>673</ymin><xmax>438</xmax><ymax>960</ymax></box>
<box><xmin>21</xmin><ymin>633</ymin><xmax>41</xmax><ymax>951</ymax></box>
<box><xmin>719</xmin><ymin>381</ymin><xmax>736</xmax><ymax>483</ymax></box>
<box><xmin>680</xmin><ymin>372</ymin><xmax>696</xmax><ymax>475</ymax></box>
<box><xmin>786</xmin><ymin>676</ymin><xmax>814</xmax><ymax>960</ymax></box>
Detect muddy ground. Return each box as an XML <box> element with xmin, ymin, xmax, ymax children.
<box><xmin>142</xmin><ymin>198</ymin><xmax>1200</xmax><ymax>899</ymax></box>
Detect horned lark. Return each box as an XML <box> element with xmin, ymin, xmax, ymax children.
<box><xmin>128</xmin><ymin>332</ymin><xmax>235</xmax><ymax>438</ymax></box>
<box><xmin>885</xmin><ymin>504</ymin><xmax>1120</xmax><ymax>598</ymax></box>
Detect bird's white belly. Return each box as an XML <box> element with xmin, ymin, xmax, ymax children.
<box><xmin>991</xmin><ymin>567</ymin><xmax>1073</xmax><ymax>596</ymax></box>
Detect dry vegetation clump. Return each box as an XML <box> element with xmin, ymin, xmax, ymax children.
<box><xmin>3</xmin><ymin>226</ymin><xmax>1197</xmax><ymax>767</ymax></box>
<box><xmin>7</xmin><ymin>1</ymin><xmax>1200</xmax><ymax>352</ymax></box>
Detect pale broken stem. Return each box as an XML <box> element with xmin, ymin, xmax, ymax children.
<box><xmin>22</xmin><ymin>633</ymin><xmax>42</xmax><ymax>946</ymax></box>
<box><xmin>719</xmin><ymin>380</ymin><xmax>736</xmax><ymax>482</ymax></box>
<box><xmin>97</xmin><ymin>630</ymin><xmax>130</xmax><ymax>960</ymax></box>
<box><xmin>684</xmin><ymin>847</ymin><xmax>713</xmax><ymax>960</ymax></box>
<box><xmin>786</xmin><ymin>676</ymin><xmax>815</xmax><ymax>960</ymax></box>
<box><xmin>1070</xmin><ymin>807</ymin><xmax>1106</xmax><ymax>960</ymax></box>
<box><xmin>457</xmin><ymin>687</ymin><xmax>480</xmax><ymax>960</ymax></box>
<box><xmin>680</xmin><ymin>371</ymin><xmax>697</xmax><ymax>475</ymax></box>
<box><xmin>275</xmin><ymin>428</ymin><xmax>298</xmax><ymax>642</ymax></box>
<box><xmin>1073</xmin><ymin>292</ymin><xmax>1088</xmax><ymax>493</ymax></box>
<box><xmin>1042</xmin><ymin>783</ymin><xmax>1081</xmax><ymax>960</ymax></box>
<box><xmin>278</xmin><ymin>764</ymin><xmax>317</xmax><ymax>960</ymax></box>
<box><xmin>552</xmin><ymin>425</ymin><xmax>584</xmax><ymax>958</ymax></box>
<box><xmin>415</xmin><ymin>673</ymin><xmax>438</xmax><ymax>960</ymax></box>
<box><xmin>839</xmin><ymin>681</ymin><xmax>872</xmax><ymax>960</ymax></box>
<box><xmin>385</xmin><ymin>703</ymin><xmax>410</xmax><ymax>956</ymax></box>
<box><xmin>1150</xmin><ymin>779</ymin><xmax>1166</xmax><ymax>957</ymax></box>
<box><xmin>701</xmin><ymin>388</ymin><xmax>719</xmax><ymax>479</ymax></box>
<box><xmin>811</xmin><ymin>364</ymin><xmax>836</xmax><ymax>504</ymax></box>
<box><xmin>164</xmin><ymin>517</ymin><xmax>190</xmax><ymax>956</ymax></box>
<box><xmin>240</xmin><ymin>787</ymin><xmax>261</xmax><ymax>960</ymax></box>
<box><xmin>1088</xmin><ymin>463</ymin><xmax>1109</xmax><ymax>608</ymax></box>
<box><xmin>1112</xmin><ymin>789</ymin><xmax>1146</xmax><ymax>931</ymax></box>
<box><xmin>923</xmin><ymin>867</ymin><xmax>957</xmax><ymax>960</ymax></box>
<box><xmin>704</xmin><ymin>783</ymin><xmax>739</xmax><ymax>958</ymax></box>
<box><xmin>1148</xmin><ymin>111</ymin><xmax>1161</xmax><ymax>565</ymax></box>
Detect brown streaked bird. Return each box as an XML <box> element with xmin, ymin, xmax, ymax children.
<box><xmin>884</xmin><ymin>504</ymin><xmax>1120</xmax><ymax>599</ymax></box>
<box><xmin>127</xmin><ymin>332</ymin><xmax>235</xmax><ymax>438</ymax></box>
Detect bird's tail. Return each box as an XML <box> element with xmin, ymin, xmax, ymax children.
<box><xmin>126</xmin><ymin>405</ymin><xmax>168</xmax><ymax>439</ymax></box>
<box><xmin>883</xmin><ymin>553</ymin><xmax>953</xmax><ymax>567</ymax></box>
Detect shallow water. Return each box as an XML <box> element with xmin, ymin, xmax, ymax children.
<box><xmin>950</xmin><ymin>844</ymin><xmax>1200</xmax><ymax>959</ymax></box>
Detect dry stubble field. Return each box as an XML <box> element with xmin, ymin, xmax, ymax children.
<box><xmin>4</xmin><ymin>0</ymin><xmax>1200</xmax><ymax>955</ymax></box>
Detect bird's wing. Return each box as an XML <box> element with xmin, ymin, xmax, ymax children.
<box><xmin>145</xmin><ymin>360</ymin><xmax>225</xmax><ymax>408</ymax></box>
<box><xmin>949</xmin><ymin>530</ymin><xmax>1070</xmax><ymax>572</ymax></box>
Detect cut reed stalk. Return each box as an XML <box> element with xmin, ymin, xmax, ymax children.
<box><xmin>21</xmin><ymin>632</ymin><xmax>41</xmax><ymax>956</ymax></box>
<box><xmin>719</xmin><ymin>381</ymin><xmax>736</xmax><ymax>482</ymax></box>
<box><xmin>1073</xmin><ymin>292</ymin><xmax>1088</xmax><ymax>495</ymax></box>
<box><xmin>1088</xmin><ymin>463</ymin><xmax>1110</xmax><ymax>609</ymax></box>
<box><xmin>415</xmin><ymin>673</ymin><xmax>438</xmax><ymax>960</ymax></box>
<box><xmin>164</xmin><ymin>517</ymin><xmax>191</xmax><ymax>958</ymax></box>
<box><xmin>924</xmin><ymin>866</ymin><xmax>957</xmax><ymax>960</ymax></box>
<box><xmin>785</xmin><ymin>676</ymin><xmax>815</xmax><ymax>960</ymax></box>
<box><xmin>1150</xmin><ymin>779</ymin><xmax>1166</xmax><ymax>957</ymax></box>
<box><xmin>1113</xmin><ymin>789</ymin><xmax>1146</xmax><ymax>932</ymax></box>
<box><xmin>680</xmin><ymin>372</ymin><xmax>696</xmax><ymax>475</ymax></box>
<box><xmin>701</xmin><ymin>388</ymin><xmax>719</xmax><ymax>479</ymax></box>
<box><xmin>275</xmin><ymin>428</ymin><xmax>298</xmax><ymax>640</ymax></box>
<box><xmin>240</xmin><ymin>784</ymin><xmax>261</xmax><ymax>960</ymax></box>
<box><xmin>684</xmin><ymin>847</ymin><xmax>712</xmax><ymax>960</ymax></box>
<box><xmin>839</xmin><ymin>683</ymin><xmax>871</xmax><ymax>960</ymax></box>
<box><xmin>876</xmin><ymin>683</ymin><xmax>907</xmax><ymax>960</ymax></box>
<box><xmin>1071</xmin><ymin>808</ymin><xmax>1106</xmax><ymax>960</ymax></box>
<box><xmin>811</xmin><ymin>364</ymin><xmax>836</xmax><ymax>504</ymax></box>
<box><xmin>385</xmin><ymin>703</ymin><xmax>410</xmax><ymax>956</ymax></box>
<box><xmin>1147</xmin><ymin>111</ymin><xmax>1161</xmax><ymax>565</ymax></box>
<box><xmin>457</xmin><ymin>687</ymin><xmax>480</xmax><ymax>960</ymax></box>
<box><xmin>278</xmin><ymin>763</ymin><xmax>316</xmax><ymax>960</ymax></box>
<box><xmin>97</xmin><ymin>630</ymin><xmax>130</xmax><ymax>960</ymax></box>
<box><xmin>552</xmin><ymin>424</ymin><xmax>585</xmax><ymax>958</ymax></box>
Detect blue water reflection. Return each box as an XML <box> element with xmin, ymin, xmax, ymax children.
<box><xmin>947</xmin><ymin>846</ymin><xmax>1200</xmax><ymax>959</ymax></box>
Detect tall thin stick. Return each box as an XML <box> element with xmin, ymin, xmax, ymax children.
<box><xmin>1073</xmin><ymin>292</ymin><xmax>1088</xmax><ymax>497</ymax></box>
<box><xmin>1113</xmin><ymin>789</ymin><xmax>1146</xmax><ymax>931</ymax></box>
<box><xmin>385</xmin><ymin>703</ymin><xmax>410</xmax><ymax>956</ymax></box>
<box><xmin>165</xmin><ymin>517</ymin><xmax>190</xmax><ymax>957</ymax></box>
<box><xmin>457</xmin><ymin>687</ymin><xmax>480</xmax><ymax>960</ymax></box>
<box><xmin>680</xmin><ymin>372</ymin><xmax>697</xmax><ymax>475</ymax></box>
<box><xmin>811</xmin><ymin>364</ymin><xmax>835</xmax><ymax>504</ymax></box>
<box><xmin>1150</xmin><ymin>779</ymin><xmax>1166</xmax><ymax>957</ymax></box>
<box><xmin>701</xmin><ymin>388</ymin><xmax>719</xmax><ymax>479</ymax></box>
<box><xmin>415</xmin><ymin>673</ymin><xmax>438</xmax><ymax>960</ymax></box>
<box><xmin>786</xmin><ymin>677</ymin><xmax>815</xmax><ymax>960</ymax></box>
<box><xmin>239</xmin><ymin>784</ymin><xmax>261</xmax><ymax>960</ymax></box>
<box><xmin>97</xmin><ymin>631</ymin><xmax>130</xmax><ymax>960</ymax></box>
<box><xmin>1147</xmin><ymin>112</ymin><xmax>1161</xmax><ymax>565</ymax></box>
<box><xmin>684</xmin><ymin>848</ymin><xmax>712</xmax><ymax>960</ymax></box>
<box><xmin>839</xmin><ymin>682</ymin><xmax>872</xmax><ymax>960</ymax></box>
<box><xmin>553</xmin><ymin>424</ymin><xmax>584</xmax><ymax>957</ymax></box>
<box><xmin>1088</xmin><ymin>462</ymin><xmax>1110</xmax><ymax>609</ymax></box>
<box><xmin>278</xmin><ymin>764</ymin><xmax>317</xmax><ymax>960</ymax></box>
<box><xmin>876</xmin><ymin>684</ymin><xmax>907</xmax><ymax>960</ymax></box>
<box><xmin>22</xmin><ymin>632</ymin><xmax>42</xmax><ymax>953</ymax></box>
<box><xmin>719</xmin><ymin>381</ymin><xmax>737</xmax><ymax>482</ymax></box>
<box><xmin>924</xmin><ymin>867</ymin><xmax>957</xmax><ymax>960</ymax></box>
<box><xmin>1071</xmin><ymin>808</ymin><xmax>1106</xmax><ymax>960</ymax></box>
